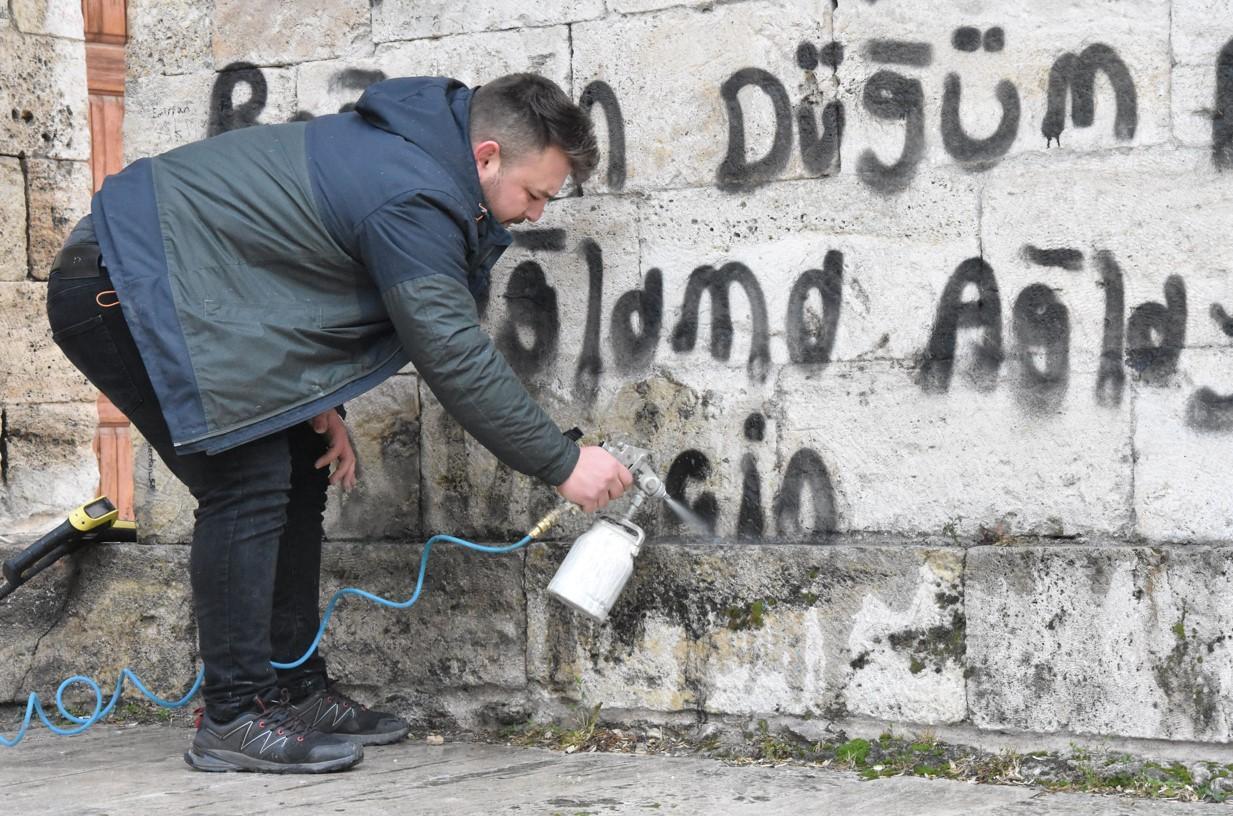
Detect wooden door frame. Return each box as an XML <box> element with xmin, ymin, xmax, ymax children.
<box><xmin>82</xmin><ymin>0</ymin><xmax>133</xmax><ymax>519</ymax></box>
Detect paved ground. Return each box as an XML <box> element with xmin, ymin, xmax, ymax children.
<box><xmin>0</xmin><ymin>725</ymin><xmax>1223</xmax><ymax>815</ymax></box>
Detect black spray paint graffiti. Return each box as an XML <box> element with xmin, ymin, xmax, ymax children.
<box><xmin>919</xmin><ymin>249</ymin><xmax>1199</xmax><ymax>411</ymax></box>
<box><xmin>718</xmin><ymin>42</ymin><xmax>844</xmax><ymax>193</ymax></box>
<box><xmin>716</xmin><ymin>31</ymin><xmax>1148</xmax><ymax>194</ymax></box>
<box><xmin>717</xmin><ymin>68</ymin><xmax>797</xmax><ymax>192</ymax></box>
<box><xmin>208</xmin><ymin>62</ymin><xmax>268</xmax><ymax>137</ymax></box>
<box><xmin>1215</xmin><ymin>38</ymin><xmax>1233</xmax><ymax>170</ymax></box>
<box><xmin>496</xmin><ymin>260</ymin><xmax>559</xmax><ymax>379</ymax></box>
<box><xmin>579</xmin><ymin>80</ymin><xmax>627</xmax><ymax>191</ymax></box>
<box><xmin>1011</xmin><ymin>283</ymin><xmax>1069</xmax><ymax>412</ymax></box>
<box><xmin>1187</xmin><ymin>303</ymin><xmax>1233</xmax><ymax>432</ymax></box>
<box><xmin>201</xmin><ymin>65</ymin><xmax>1231</xmax><ymax>432</ymax></box>
<box><xmin>670</xmin><ymin>262</ymin><xmax>772</xmax><ymax>383</ymax></box>
<box><xmin>785</xmin><ymin>249</ymin><xmax>843</xmax><ymax>365</ymax></box>
<box><xmin>918</xmin><ymin>257</ymin><xmax>1003</xmax><ymax>393</ymax></box>
<box><xmin>666</xmin><ymin>428</ymin><xmax>838</xmax><ymax>540</ymax></box>
<box><xmin>1042</xmin><ymin>44</ymin><xmax>1137</xmax><ymax>146</ymax></box>
<box><xmin>210</xmin><ymin>30</ymin><xmax>1227</xmax><ymax>195</ymax></box>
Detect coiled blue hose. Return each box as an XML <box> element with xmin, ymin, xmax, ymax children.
<box><xmin>0</xmin><ymin>531</ymin><xmax>532</xmax><ymax>747</ymax></box>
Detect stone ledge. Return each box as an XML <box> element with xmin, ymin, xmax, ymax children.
<box><xmin>2</xmin><ymin>538</ymin><xmax>1231</xmax><ymax>743</ymax></box>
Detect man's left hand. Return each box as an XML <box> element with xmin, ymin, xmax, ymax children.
<box><xmin>311</xmin><ymin>409</ymin><xmax>358</xmax><ymax>491</ymax></box>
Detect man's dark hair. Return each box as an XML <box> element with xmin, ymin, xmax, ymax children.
<box><xmin>470</xmin><ymin>73</ymin><xmax>600</xmax><ymax>184</ymax></box>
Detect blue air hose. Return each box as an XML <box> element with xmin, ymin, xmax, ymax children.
<box><xmin>0</xmin><ymin>532</ymin><xmax>533</xmax><ymax>748</ymax></box>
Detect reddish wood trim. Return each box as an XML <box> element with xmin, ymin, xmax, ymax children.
<box><xmin>85</xmin><ymin>42</ymin><xmax>125</xmax><ymax>96</ymax></box>
<box><xmin>82</xmin><ymin>0</ymin><xmax>127</xmax><ymax>42</ymax></box>
<box><xmin>84</xmin><ymin>0</ymin><xmax>133</xmax><ymax>520</ymax></box>
<box><xmin>95</xmin><ymin>395</ymin><xmax>135</xmax><ymax>521</ymax></box>
<box><xmin>88</xmin><ymin>95</ymin><xmax>124</xmax><ymax>191</ymax></box>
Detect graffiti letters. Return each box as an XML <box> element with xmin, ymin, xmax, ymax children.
<box><xmin>1042</xmin><ymin>44</ymin><xmax>1138</xmax><ymax>146</ymax></box>
<box><xmin>671</xmin><ymin>263</ymin><xmax>772</xmax><ymax>383</ymax></box>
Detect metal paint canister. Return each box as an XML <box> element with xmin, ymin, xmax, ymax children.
<box><xmin>546</xmin><ymin>516</ymin><xmax>645</xmax><ymax>623</ymax></box>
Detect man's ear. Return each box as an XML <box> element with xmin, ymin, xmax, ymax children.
<box><xmin>473</xmin><ymin>140</ymin><xmax>501</xmax><ymax>174</ymax></box>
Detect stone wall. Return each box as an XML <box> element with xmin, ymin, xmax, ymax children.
<box><xmin>4</xmin><ymin>0</ymin><xmax>1233</xmax><ymax>747</ymax></box>
<box><xmin>0</xmin><ymin>3</ymin><xmax>96</xmax><ymax>533</ymax></box>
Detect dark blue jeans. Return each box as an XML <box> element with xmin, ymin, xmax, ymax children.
<box><xmin>46</xmin><ymin>248</ymin><xmax>332</xmax><ymax>722</ymax></box>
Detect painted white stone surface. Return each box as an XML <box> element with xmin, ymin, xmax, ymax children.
<box><xmin>835</xmin><ymin>0</ymin><xmax>1171</xmax><ymax>179</ymax></box>
<box><xmin>372</xmin><ymin>0</ymin><xmax>604</xmax><ymax>44</ymax></box>
<box><xmin>1134</xmin><ymin>349</ymin><xmax>1233</xmax><ymax>542</ymax></box>
<box><xmin>776</xmin><ymin>360</ymin><xmax>1133</xmax><ymax>537</ymax></box>
<box><xmin>572</xmin><ymin>0</ymin><xmax>829</xmax><ymax>192</ymax></box>
<box><xmin>296</xmin><ymin>27</ymin><xmax>573</xmax><ymax>118</ymax></box>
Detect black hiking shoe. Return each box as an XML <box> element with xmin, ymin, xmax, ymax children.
<box><xmin>288</xmin><ymin>685</ymin><xmax>411</xmax><ymax>746</ymax></box>
<box><xmin>184</xmin><ymin>690</ymin><xmax>363</xmax><ymax>773</ymax></box>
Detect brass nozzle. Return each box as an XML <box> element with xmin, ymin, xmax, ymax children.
<box><xmin>527</xmin><ymin>504</ymin><xmax>572</xmax><ymax>539</ymax></box>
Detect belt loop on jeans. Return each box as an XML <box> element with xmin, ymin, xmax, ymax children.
<box><xmin>50</xmin><ymin>243</ymin><xmax>106</xmax><ymax>280</ymax></box>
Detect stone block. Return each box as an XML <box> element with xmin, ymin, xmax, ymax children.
<box><xmin>317</xmin><ymin>542</ymin><xmax>527</xmax><ymax>713</ymax></box>
<box><xmin>295</xmin><ymin>27</ymin><xmax>572</xmax><ymax>120</ymax></box>
<box><xmin>1172</xmin><ymin>65</ymin><xmax>1220</xmax><ymax>153</ymax></box>
<box><xmin>372</xmin><ymin>0</ymin><xmax>604</xmax><ymax>43</ymax></box>
<box><xmin>1134</xmin><ymin>349</ymin><xmax>1233</xmax><ymax>542</ymax></box>
<box><xmin>1172</xmin><ymin>0</ymin><xmax>1233</xmax><ymax>67</ymax></box>
<box><xmin>635</xmin><ymin>169</ymin><xmax>981</xmax><ymax>392</ymax></box>
<box><xmin>0</xmin><ymin>282</ymin><xmax>94</xmax><ymax>404</ymax></box>
<box><xmin>967</xmin><ymin>544</ymin><xmax>1233</xmax><ymax>742</ymax></box>
<box><xmin>25</xmin><ymin>158</ymin><xmax>91</xmax><ymax>280</ymax></box>
<box><xmin>212</xmin><ymin>0</ymin><xmax>371</xmax><ymax>68</ymax></box>
<box><xmin>0</xmin><ymin>402</ymin><xmax>96</xmax><ymax>534</ymax></box>
<box><xmin>130</xmin><ymin>432</ymin><xmax>194</xmax><ymax>546</ymax></box>
<box><xmin>1170</xmin><ymin>2</ymin><xmax>1232</xmax><ymax>155</ymax></box>
<box><xmin>134</xmin><ymin>377</ymin><xmax>423</xmax><ymax>544</ymax></box>
<box><xmin>126</xmin><ymin>0</ymin><xmax>214</xmax><ymax>77</ymax></box>
<box><xmin>324</xmin><ymin>375</ymin><xmax>421</xmax><ymax>541</ymax></box>
<box><xmin>572</xmin><ymin>0</ymin><xmax>828</xmax><ymax>193</ymax></box>
<box><xmin>0</xmin><ymin>538</ymin><xmax>527</xmax><ymax>726</ymax></box>
<box><xmin>775</xmin><ymin>360</ymin><xmax>1133</xmax><ymax>537</ymax></box>
<box><xmin>124</xmin><ymin>67</ymin><xmax>297</xmax><ymax>162</ymax></box>
<box><xmin>0</xmin><ymin>28</ymin><xmax>89</xmax><ymax>161</ymax></box>
<box><xmin>982</xmin><ymin>150</ymin><xmax>1233</xmax><ymax>359</ymax></box>
<box><xmin>526</xmin><ymin>541</ymin><xmax>966</xmax><ymax>724</ymax></box>
<box><xmin>0</xmin><ymin>543</ymin><xmax>197</xmax><ymax>708</ymax></box>
<box><xmin>10</xmin><ymin>0</ymin><xmax>83</xmax><ymax>39</ymax></box>
<box><xmin>835</xmin><ymin>0</ymin><xmax>1171</xmax><ymax>180</ymax></box>
<box><xmin>0</xmin><ymin>158</ymin><xmax>27</xmax><ymax>282</ymax></box>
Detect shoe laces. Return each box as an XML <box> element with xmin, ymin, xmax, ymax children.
<box><xmin>254</xmin><ymin>689</ymin><xmax>313</xmax><ymax>738</ymax></box>
<box><xmin>324</xmin><ymin>684</ymin><xmax>368</xmax><ymax>712</ymax></box>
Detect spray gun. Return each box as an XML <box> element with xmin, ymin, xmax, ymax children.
<box><xmin>545</xmin><ymin>437</ymin><xmax>667</xmax><ymax>623</ymax></box>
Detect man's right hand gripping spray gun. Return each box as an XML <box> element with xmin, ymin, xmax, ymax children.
<box><xmin>546</xmin><ymin>438</ymin><xmax>667</xmax><ymax>623</ymax></box>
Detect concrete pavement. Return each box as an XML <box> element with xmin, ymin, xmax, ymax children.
<box><xmin>0</xmin><ymin>724</ymin><xmax>1221</xmax><ymax>815</ymax></box>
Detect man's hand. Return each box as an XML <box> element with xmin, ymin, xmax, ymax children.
<box><xmin>556</xmin><ymin>446</ymin><xmax>633</xmax><ymax>512</ymax></box>
<box><xmin>311</xmin><ymin>409</ymin><xmax>358</xmax><ymax>492</ymax></box>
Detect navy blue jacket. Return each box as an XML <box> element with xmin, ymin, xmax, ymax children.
<box><xmin>91</xmin><ymin>77</ymin><xmax>579</xmax><ymax>485</ymax></box>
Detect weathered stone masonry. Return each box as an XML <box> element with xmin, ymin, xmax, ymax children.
<box><xmin>0</xmin><ymin>3</ymin><xmax>96</xmax><ymax>534</ymax></box>
<box><xmin>3</xmin><ymin>0</ymin><xmax>1233</xmax><ymax>746</ymax></box>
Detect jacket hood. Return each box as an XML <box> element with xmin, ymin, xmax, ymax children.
<box><xmin>354</xmin><ymin>77</ymin><xmax>484</xmax><ymax>207</ymax></box>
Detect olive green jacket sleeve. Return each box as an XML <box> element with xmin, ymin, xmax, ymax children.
<box><xmin>381</xmin><ymin>274</ymin><xmax>580</xmax><ymax>486</ymax></box>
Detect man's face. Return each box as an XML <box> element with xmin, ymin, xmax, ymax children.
<box><xmin>473</xmin><ymin>141</ymin><xmax>571</xmax><ymax>226</ymax></box>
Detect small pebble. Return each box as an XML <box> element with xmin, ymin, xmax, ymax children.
<box><xmin>426</xmin><ymin>734</ymin><xmax>444</xmax><ymax>746</ymax></box>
